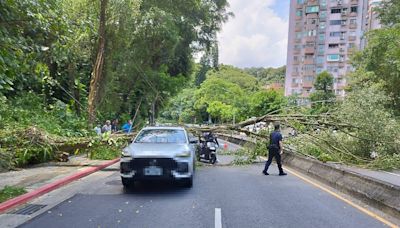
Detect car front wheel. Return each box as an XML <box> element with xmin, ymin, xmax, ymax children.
<box><xmin>182</xmin><ymin>177</ymin><xmax>193</xmax><ymax>188</ymax></box>
<box><xmin>121</xmin><ymin>177</ymin><xmax>134</xmax><ymax>189</ymax></box>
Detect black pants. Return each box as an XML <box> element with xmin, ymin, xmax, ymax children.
<box><xmin>263</xmin><ymin>148</ymin><xmax>284</xmax><ymax>173</ymax></box>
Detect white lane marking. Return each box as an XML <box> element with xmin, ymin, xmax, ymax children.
<box><xmin>215</xmin><ymin>208</ymin><xmax>222</xmax><ymax>228</ymax></box>
<box><xmin>381</xmin><ymin>171</ymin><xmax>400</xmax><ymax>177</ymax></box>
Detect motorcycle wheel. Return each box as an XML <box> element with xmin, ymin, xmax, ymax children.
<box><xmin>210</xmin><ymin>154</ymin><xmax>217</xmax><ymax>164</ymax></box>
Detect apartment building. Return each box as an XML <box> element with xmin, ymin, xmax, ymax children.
<box><xmin>284</xmin><ymin>0</ymin><xmax>374</xmax><ymax>101</ymax></box>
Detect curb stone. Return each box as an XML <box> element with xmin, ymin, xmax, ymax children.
<box><xmin>0</xmin><ymin>158</ymin><xmax>120</xmax><ymax>214</ymax></box>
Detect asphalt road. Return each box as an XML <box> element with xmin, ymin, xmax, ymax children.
<box><xmin>17</xmin><ymin>163</ymin><xmax>389</xmax><ymax>228</ymax></box>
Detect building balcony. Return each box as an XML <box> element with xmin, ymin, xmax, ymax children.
<box><xmin>348</xmin><ymin>36</ymin><xmax>357</xmax><ymax>41</ymax></box>
<box><xmin>305</xmin><ymin>47</ymin><xmax>315</xmax><ymax>54</ymax></box>
<box><xmin>305</xmin><ymin>36</ymin><xmax>316</xmax><ymax>43</ymax></box>
<box><xmin>292</xmin><ymin>71</ymin><xmax>300</xmax><ymax>76</ymax></box>
<box><xmin>304</xmin><ymin>69</ymin><xmax>315</xmax><ymax>75</ymax></box>
<box><xmin>349</xmin><ymin>12</ymin><xmax>358</xmax><ymax>17</ymax></box>
<box><xmin>291</xmin><ymin>83</ymin><xmax>300</xmax><ymax>87</ymax></box>
<box><xmin>296</xmin><ymin>16</ymin><xmax>303</xmax><ymax>21</ymax></box>
<box><xmin>296</xmin><ymin>3</ymin><xmax>303</xmax><ymax>9</ymax></box>
<box><xmin>301</xmin><ymin>92</ymin><xmax>311</xmax><ymax>98</ymax></box>
<box><xmin>347</xmin><ymin>48</ymin><xmax>355</xmax><ymax>54</ymax></box>
<box><xmin>302</xmin><ymin>82</ymin><xmax>314</xmax><ymax>88</ymax></box>
<box><xmin>293</xmin><ymin>60</ymin><xmax>300</xmax><ymax>65</ymax></box>
<box><xmin>351</xmin><ymin>0</ymin><xmax>358</xmax><ymax>4</ymax></box>
<box><xmin>307</xmin><ymin>0</ymin><xmax>318</xmax><ymax>5</ymax></box>
<box><xmin>295</xmin><ymin>25</ymin><xmax>303</xmax><ymax>32</ymax></box>
<box><xmin>295</xmin><ymin>38</ymin><xmax>302</xmax><ymax>43</ymax></box>
<box><xmin>304</xmin><ymin>59</ymin><xmax>315</xmax><ymax>64</ymax></box>
<box><xmin>349</xmin><ymin>23</ymin><xmax>357</xmax><ymax>29</ymax></box>
<box><xmin>293</xmin><ymin>49</ymin><xmax>301</xmax><ymax>55</ymax></box>
<box><xmin>306</xmin><ymin>13</ymin><xmax>319</xmax><ymax>19</ymax></box>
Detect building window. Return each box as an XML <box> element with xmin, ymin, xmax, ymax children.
<box><xmin>330</xmin><ymin>20</ymin><xmax>342</xmax><ymax>25</ymax></box>
<box><xmin>348</xmin><ymin>43</ymin><xmax>356</xmax><ymax>49</ymax></box>
<box><xmin>296</xmin><ymin>10</ymin><xmax>303</xmax><ymax>17</ymax></box>
<box><xmin>340</xmin><ymin>32</ymin><xmax>346</xmax><ymax>40</ymax></box>
<box><xmin>321</xmin><ymin>11</ymin><xmax>327</xmax><ymax>18</ymax></box>
<box><xmin>297</xmin><ymin>0</ymin><xmax>304</xmax><ymax>4</ymax></box>
<box><xmin>329</xmin><ymin>32</ymin><xmax>341</xmax><ymax>37</ymax></box>
<box><xmin>304</xmin><ymin>64</ymin><xmax>315</xmax><ymax>71</ymax></box>
<box><xmin>349</xmin><ymin>31</ymin><xmax>356</xmax><ymax>36</ymax></box>
<box><xmin>316</xmin><ymin>67</ymin><xmax>324</xmax><ymax>74</ymax></box>
<box><xmin>308</xmin><ymin>30</ymin><xmax>317</xmax><ymax>36</ymax></box>
<box><xmin>319</xmin><ymin>34</ymin><xmax>325</xmax><ymax>41</ymax></box>
<box><xmin>316</xmin><ymin>56</ymin><xmax>324</xmax><ymax>64</ymax></box>
<box><xmin>328</xmin><ymin>43</ymin><xmax>339</xmax><ymax>48</ymax></box>
<box><xmin>350</xmin><ymin>19</ymin><xmax>357</xmax><ymax>25</ymax></box>
<box><xmin>306</xmin><ymin>6</ymin><xmax>319</xmax><ymax>14</ymax></box>
<box><xmin>351</xmin><ymin>6</ymin><xmax>358</xmax><ymax>13</ymax></box>
<box><xmin>331</xmin><ymin>8</ymin><xmax>341</xmax><ymax>14</ymax></box>
<box><xmin>304</xmin><ymin>76</ymin><xmax>314</xmax><ymax>82</ymax></box>
<box><xmin>327</xmin><ymin>66</ymin><xmax>339</xmax><ymax>73</ymax></box>
<box><xmin>296</xmin><ymin>32</ymin><xmax>303</xmax><ymax>39</ymax></box>
<box><xmin>327</xmin><ymin>54</ymin><xmax>340</xmax><ymax>62</ymax></box>
<box><xmin>294</xmin><ymin>56</ymin><xmax>300</xmax><ymax>61</ymax></box>
<box><xmin>308</xmin><ymin>18</ymin><xmax>318</xmax><ymax>24</ymax></box>
<box><xmin>319</xmin><ymin>22</ymin><xmax>326</xmax><ymax>29</ymax></box>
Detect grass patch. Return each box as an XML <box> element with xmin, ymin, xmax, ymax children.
<box><xmin>0</xmin><ymin>186</ymin><xmax>27</xmax><ymax>203</ymax></box>
<box><xmin>88</xmin><ymin>145</ymin><xmax>121</xmax><ymax>160</ymax></box>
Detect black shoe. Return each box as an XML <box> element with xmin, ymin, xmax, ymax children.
<box><xmin>262</xmin><ymin>170</ymin><xmax>269</xmax><ymax>175</ymax></box>
<box><xmin>279</xmin><ymin>172</ymin><xmax>287</xmax><ymax>176</ymax></box>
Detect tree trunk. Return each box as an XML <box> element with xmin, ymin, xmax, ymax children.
<box><xmin>88</xmin><ymin>0</ymin><xmax>107</xmax><ymax>126</ymax></box>
<box><xmin>67</xmin><ymin>63</ymin><xmax>81</xmax><ymax>116</ymax></box>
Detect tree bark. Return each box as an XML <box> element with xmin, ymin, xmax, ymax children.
<box><xmin>88</xmin><ymin>0</ymin><xmax>108</xmax><ymax>126</ymax></box>
<box><xmin>67</xmin><ymin>63</ymin><xmax>81</xmax><ymax>116</ymax></box>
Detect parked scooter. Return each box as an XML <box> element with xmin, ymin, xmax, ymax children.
<box><xmin>197</xmin><ymin>132</ymin><xmax>219</xmax><ymax>164</ymax></box>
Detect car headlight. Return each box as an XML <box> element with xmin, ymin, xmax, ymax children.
<box><xmin>121</xmin><ymin>149</ymin><xmax>132</xmax><ymax>158</ymax></box>
<box><xmin>176</xmin><ymin>151</ymin><xmax>191</xmax><ymax>157</ymax></box>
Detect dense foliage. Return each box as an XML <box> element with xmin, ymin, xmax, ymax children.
<box><xmin>0</xmin><ymin>0</ymin><xmax>232</xmax><ymax>169</ymax></box>
<box><xmin>162</xmin><ymin>65</ymin><xmax>287</xmax><ymax>124</ymax></box>
<box><xmin>243</xmin><ymin>66</ymin><xmax>286</xmax><ymax>85</ymax></box>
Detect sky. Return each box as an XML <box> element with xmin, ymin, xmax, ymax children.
<box><xmin>218</xmin><ymin>0</ymin><xmax>290</xmax><ymax>68</ymax></box>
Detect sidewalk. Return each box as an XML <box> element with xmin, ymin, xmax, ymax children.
<box><xmin>333</xmin><ymin>164</ymin><xmax>400</xmax><ymax>187</ymax></box>
<box><xmin>0</xmin><ymin>156</ymin><xmax>112</xmax><ymax>192</ymax></box>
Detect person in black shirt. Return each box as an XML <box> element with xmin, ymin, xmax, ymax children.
<box><xmin>263</xmin><ymin>122</ymin><xmax>287</xmax><ymax>176</ymax></box>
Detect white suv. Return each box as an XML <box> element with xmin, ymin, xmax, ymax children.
<box><xmin>120</xmin><ymin>126</ymin><xmax>196</xmax><ymax>188</ymax></box>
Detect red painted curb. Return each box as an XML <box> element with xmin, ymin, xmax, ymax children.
<box><xmin>0</xmin><ymin>158</ymin><xmax>120</xmax><ymax>214</ymax></box>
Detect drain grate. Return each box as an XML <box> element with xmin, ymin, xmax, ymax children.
<box><xmin>10</xmin><ymin>204</ymin><xmax>46</xmax><ymax>215</ymax></box>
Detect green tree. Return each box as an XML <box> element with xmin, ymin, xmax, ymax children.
<box><xmin>377</xmin><ymin>0</ymin><xmax>400</xmax><ymax>26</ymax></box>
<box><xmin>248</xmin><ymin>90</ymin><xmax>286</xmax><ymax>117</ymax></box>
<box><xmin>309</xmin><ymin>71</ymin><xmax>335</xmax><ymax>113</ymax></box>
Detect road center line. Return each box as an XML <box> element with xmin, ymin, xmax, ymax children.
<box><xmin>215</xmin><ymin>208</ymin><xmax>222</xmax><ymax>228</ymax></box>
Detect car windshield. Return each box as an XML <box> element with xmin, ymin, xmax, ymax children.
<box><xmin>134</xmin><ymin>129</ymin><xmax>187</xmax><ymax>144</ymax></box>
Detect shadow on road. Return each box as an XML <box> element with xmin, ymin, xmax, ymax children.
<box><xmin>122</xmin><ymin>180</ymin><xmax>193</xmax><ymax>195</ymax></box>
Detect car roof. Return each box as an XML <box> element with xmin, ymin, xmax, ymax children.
<box><xmin>141</xmin><ymin>126</ymin><xmax>186</xmax><ymax>131</ymax></box>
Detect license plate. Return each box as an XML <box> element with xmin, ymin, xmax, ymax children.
<box><xmin>144</xmin><ymin>166</ymin><xmax>162</xmax><ymax>176</ymax></box>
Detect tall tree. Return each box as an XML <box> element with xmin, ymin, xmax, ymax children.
<box><xmin>310</xmin><ymin>71</ymin><xmax>335</xmax><ymax>113</ymax></box>
<box><xmin>88</xmin><ymin>0</ymin><xmax>107</xmax><ymax>125</ymax></box>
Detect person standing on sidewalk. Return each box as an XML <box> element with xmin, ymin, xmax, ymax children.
<box><xmin>263</xmin><ymin>122</ymin><xmax>287</xmax><ymax>176</ymax></box>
